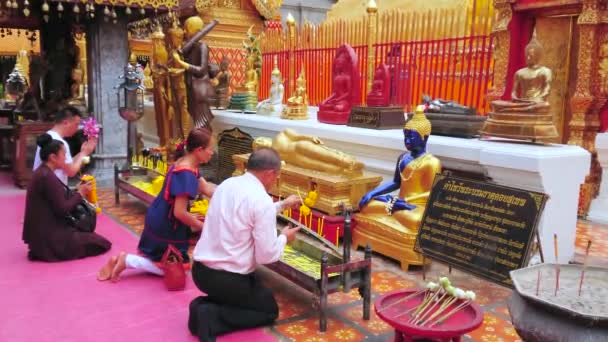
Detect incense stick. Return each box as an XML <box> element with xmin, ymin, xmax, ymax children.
<box><xmin>320</xmin><ymin>215</ymin><xmax>325</xmax><ymax>236</ymax></box>
<box><xmin>578</xmin><ymin>240</ymin><xmax>592</xmax><ymax>296</ymax></box>
<box><xmin>336</xmin><ymin>226</ymin><xmax>340</xmax><ymax>247</ymax></box>
<box><xmin>377</xmin><ymin>289</ymin><xmax>425</xmax><ymax>313</ymax></box>
<box><xmin>554</xmin><ymin>233</ymin><xmax>559</xmax><ymax>296</ymax></box>
<box><xmin>535</xmin><ymin>268</ymin><xmax>541</xmax><ymax>296</ymax></box>
<box><xmin>296</xmin><ymin>187</ymin><xmax>304</xmax><ymax>204</ymax></box>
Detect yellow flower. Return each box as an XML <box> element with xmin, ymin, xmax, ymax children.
<box><xmin>367</xmin><ymin>320</ymin><xmax>389</xmax><ymax>332</ymax></box>
<box><xmin>481</xmin><ymin>334</ymin><xmax>504</xmax><ymax>342</ymax></box>
<box><xmin>334</xmin><ymin>329</ymin><xmax>357</xmax><ymax>340</ymax></box>
<box><xmin>286</xmin><ymin>324</ymin><xmax>308</xmax><ymax>335</ymax></box>
<box><xmin>304</xmin><ymin>337</ymin><xmax>326</xmax><ymax>342</ymax></box>
<box><xmin>483</xmin><ymin>315</ymin><xmax>497</xmax><ymax>325</ymax></box>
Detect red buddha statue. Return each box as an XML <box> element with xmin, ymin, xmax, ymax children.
<box><xmin>317</xmin><ymin>44</ymin><xmax>361</xmax><ymax>125</ymax></box>
<box><xmin>366</xmin><ymin>64</ymin><xmax>390</xmax><ymax>107</ymax></box>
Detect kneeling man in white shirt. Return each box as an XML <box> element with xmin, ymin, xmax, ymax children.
<box><xmin>189</xmin><ymin>147</ymin><xmax>301</xmax><ymax>342</ymax></box>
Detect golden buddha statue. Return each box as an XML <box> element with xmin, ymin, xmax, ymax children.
<box><xmin>67</xmin><ymin>46</ymin><xmax>86</xmax><ymax>107</ymax></box>
<box><xmin>253</xmin><ymin>128</ymin><xmax>364</xmax><ymax>175</ymax></box>
<box><xmin>257</xmin><ymin>55</ymin><xmax>284</xmax><ymax>116</ymax></box>
<box><xmin>480</xmin><ymin>30</ymin><xmax>558</xmax><ymax>141</ymax></box>
<box><xmin>354</xmin><ymin>105</ymin><xmax>441</xmax><ymax>270</ymax></box>
<box><xmin>16</xmin><ymin>49</ymin><xmax>30</xmax><ymax>87</ymax></box>
<box><xmin>281</xmin><ymin>65</ymin><xmax>308</xmax><ymax>120</ymax></box>
<box><xmin>167</xmin><ymin>23</ymin><xmax>192</xmax><ymax>137</ymax></box>
<box><xmin>143</xmin><ymin>64</ymin><xmax>154</xmax><ymax>89</ymax></box>
<box><xmin>229</xmin><ymin>53</ymin><xmax>259</xmax><ymax>111</ymax></box>
<box><xmin>242</xmin><ymin>53</ymin><xmax>259</xmax><ymax>94</ymax></box>
<box><xmin>151</xmin><ymin>26</ymin><xmax>174</xmax><ymax>147</ymax></box>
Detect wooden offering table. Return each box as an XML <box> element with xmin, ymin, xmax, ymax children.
<box><xmin>269</xmin><ymin>209</ymin><xmax>372</xmax><ymax>332</ymax></box>
<box><xmin>114</xmin><ymin>164</ymin><xmax>164</xmax><ymax>205</ymax></box>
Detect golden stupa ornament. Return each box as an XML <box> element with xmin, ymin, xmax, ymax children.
<box><xmin>479</xmin><ymin>29</ymin><xmax>558</xmax><ymax>142</ymax></box>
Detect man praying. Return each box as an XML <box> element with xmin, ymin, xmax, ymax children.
<box><xmin>189</xmin><ymin>148</ymin><xmax>301</xmax><ymax>342</ymax></box>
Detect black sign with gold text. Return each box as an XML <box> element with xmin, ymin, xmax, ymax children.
<box><xmin>415</xmin><ymin>174</ymin><xmax>547</xmax><ymax>287</ymax></box>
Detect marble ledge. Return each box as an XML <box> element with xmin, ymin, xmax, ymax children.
<box><xmin>211</xmin><ymin>109</ymin><xmax>590</xmax><ymax>178</ymax></box>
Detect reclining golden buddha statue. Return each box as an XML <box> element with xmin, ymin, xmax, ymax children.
<box><xmin>232</xmin><ymin>128</ymin><xmax>381</xmax><ymax>215</ymax></box>
<box><xmin>353</xmin><ymin>105</ymin><xmax>441</xmax><ymax>270</ymax></box>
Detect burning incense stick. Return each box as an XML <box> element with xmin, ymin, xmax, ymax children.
<box><xmin>578</xmin><ymin>240</ymin><xmax>592</xmax><ymax>296</ymax></box>
<box><xmin>320</xmin><ymin>215</ymin><xmax>325</xmax><ymax>236</ymax></box>
<box><xmin>535</xmin><ymin>268</ymin><xmax>541</xmax><ymax>296</ymax></box>
<box><xmin>554</xmin><ymin>233</ymin><xmax>560</xmax><ymax>296</ymax></box>
<box><xmin>336</xmin><ymin>226</ymin><xmax>340</xmax><ymax>247</ymax></box>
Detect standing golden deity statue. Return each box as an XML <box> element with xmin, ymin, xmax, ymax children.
<box><xmin>480</xmin><ymin>30</ymin><xmax>558</xmax><ymax>141</ymax></box>
<box><xmin>150</xmin><ymin>27</ymin><xmax>175</xmax><ymax>147</ymax></box>
<box><xmin>167</xmin><ymin>22</ymin><xmax>192</xmax><ymax>138</ymax></box>
<box><xmin>354</xmin><ymin>105</ymin><xmax>441</xmax><ymax>270</ymax></box>
<box><xmin>281</xmin><ymin>65</ymin><xmax>308</xmax><ymax>120</ymax></box>
<box><xmin>257</xmin><ymin>55</ymin><xmax>284</xmax><ymax>116</ymax></box>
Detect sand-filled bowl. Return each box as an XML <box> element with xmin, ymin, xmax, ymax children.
<box><xmin>510</xmin><ymin>263</ymin><xmax>608</xmax><ymax>326</ymax></box>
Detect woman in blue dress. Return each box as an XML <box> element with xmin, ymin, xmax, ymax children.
<box><xmin>97</xmin><ymin>128</ymin><xmax>216</xmax><ymax>282</ymax></box>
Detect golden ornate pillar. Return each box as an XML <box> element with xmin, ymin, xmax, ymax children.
<box><xmin>485</xmin><ymin>0</ymin><xmax>513</xmax><ymax>103</ymax></box>
<box><xmin>286</xmin><ymin>13</ymin><xmax>296</xmax><ymax>95</ymax></box>
<box><xmin>365</xmin><ymin>0</ymin><xmax>378</xmax><ymax>95</ymax></box>
<box><xmin>567</xmin><ymin>0</ymin><xmax>606</xmax><ymax>216</ymax></box>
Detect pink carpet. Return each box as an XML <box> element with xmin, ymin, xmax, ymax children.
<box><xmin>0</xmin><ymin>192</ymin><xmax>276</xmax><ymax>341</ymax></box>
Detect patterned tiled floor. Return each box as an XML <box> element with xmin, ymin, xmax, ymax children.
<box><xmin>97</xmin><ymin>188</ymin><xmax>608</xmax><ymax>341</ymax></box>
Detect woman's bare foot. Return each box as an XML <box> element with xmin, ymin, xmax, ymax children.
<box><xmin>97</xmin><ymin>255</ymin><xmax>118</xmax><ymax>281</ymax></box>
<box><xmin>110</xmin><ymin>252</ymin><xmax>128</xmax><ymax>282</ymax></box>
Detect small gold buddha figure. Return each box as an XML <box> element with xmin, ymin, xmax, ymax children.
<box><xmin>143</xmin><ymin>64</ymin><xmax>154</xmax><ymax>89</ymax></box>
<box><xmin>229</xmin><ymin>53</ymin><xmax>259</xmax><ymax>111</ymax></box>
<box><xmin>253</xmin><ymin>128</ymin><xmax>364</xmax><ymax>175</ymax></box>
<box><xmin>257</xmin><ymin>55</ymin><xmax>284</xmax><ymax>116</ymax></box>
<box><xmin>480</xmin><ymin>30</ymin><xmax>558</xmax><ymax>141</ymax></box>
<box><xmin>239</xmin><ymin>53</ymin><xmax>258</xmax><ymax>94</ymax></box>
<box><xmin>66</xmin><ymin>44</ymin><xmax>86</xmax><ymax>107</ymax></box>
<box><xmin>354</xmin><ymin>105</ymin><xmax>441</xmax><ymax>270</ymax></box>
<box><xmin>281</xmin><ymin>66</ymin><xmax>308</xmax><ymax>120</ymax></box>
<box><xmin>68</xmin><ymin>66</ymin><xmax>85</xmax><ymax>104</ymax></box>
<box><xmin>16</xmin><ymin>49</ymin><xmax>30</xmax><ymax>87</ymax></box>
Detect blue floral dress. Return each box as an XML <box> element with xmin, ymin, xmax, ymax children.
<box><xmin>138</xmin><ymin>165</ymin><xmax>198</xmax><ymax>262</ymax></box>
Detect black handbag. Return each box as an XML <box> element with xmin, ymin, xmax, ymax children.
<box><xmin>64</xmin><ymin>184</ymin><xmax>97</xmax><ymax>233</ymax></box>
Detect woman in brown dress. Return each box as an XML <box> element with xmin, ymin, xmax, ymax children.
<box><xmin>22</xmin><ymin>133</ymin><xmax>111</xmax><ymax>261</ymax></box>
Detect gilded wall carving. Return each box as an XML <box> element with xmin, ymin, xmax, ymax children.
<box><xmin>599</xmin><ymin>42</ymin><xmax>608</xmax><ymax>94</ymax></box>
<box><xmin>486</xmin><ymin>0</ymin><xmax>512</xmax><ymax>101</ymax></box>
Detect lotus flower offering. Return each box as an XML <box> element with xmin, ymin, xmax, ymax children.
<box><xmin>82</xmin><ymin>116</ymin><xmax>100</xmax><ymax>139</ymax></box>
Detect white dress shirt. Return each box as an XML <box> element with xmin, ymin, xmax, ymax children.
<box><xmin>193</xmin><ymin>172</ymin><xmax>285</xmax><ymax>274</ymax></box>
<box><xmin>32</xmin><ymin>130</ymin><xmax>73</xmax><ymax>185</ymax></box>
